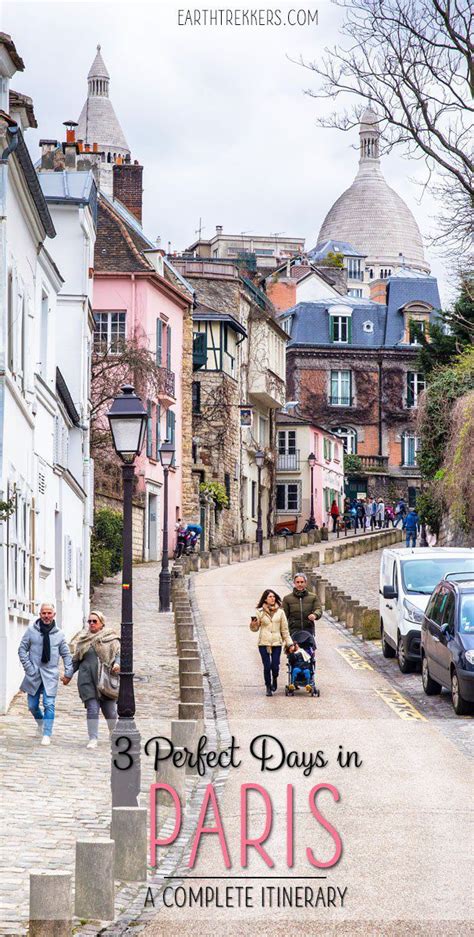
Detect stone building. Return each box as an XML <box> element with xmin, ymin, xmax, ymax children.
<box><xmin>315</xmin><ymin>108</ymin><xmax>430</xmax><ymax>297</ymax></box>
<box><xmin>172</xmin><ymin>257</ymin><xmax>287</xmax><ymax>548</ymax></box>
<box><xmin>281</xmin><ymin>273</ymin><xmax>441</xmax><ymax>503</ymax></box>
<box><xmin>185</xmin><ymin>225</ymin><xmax>305</xmax><ymax>271</ymax></box>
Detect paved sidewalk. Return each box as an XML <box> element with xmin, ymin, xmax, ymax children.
<box><xmin>0</xmin><ymin>563</ymin><xmax>178</xmax><ymax>936</ymax></box>
<box><xmin>320</xmin><ymin>543</ymin><xmax>404</xmax><ymax>609</ymax></box>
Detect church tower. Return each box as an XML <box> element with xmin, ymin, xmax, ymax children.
<box><xmin>77</xmin><ymin>45</ymin><xmax>131</xmax><ymax>194</ymax></box>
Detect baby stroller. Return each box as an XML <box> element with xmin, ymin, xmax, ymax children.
<box><xmin>285</xmin><ymin>630</ymin><xmax>320</xmax><ymax>698</ymax></box>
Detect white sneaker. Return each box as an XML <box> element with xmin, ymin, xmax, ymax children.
<box><xmin>86</xmin><ymin>739</ymin><xmax>98</xmax><ymax>750</ymax></box>
<box><xmin>40</xmin><ymin>736</ymin><xmax>51</xmax><ymax>746</ymax></box>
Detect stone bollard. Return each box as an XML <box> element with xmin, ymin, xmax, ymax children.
<box><xmin>333</xmin><ymin>547</ymin><xmax>342</xmax><ymax>563</ymax></box>
<box><xmin>314</xmin><ymin>529</ymin><xmax>322</xmax><ymax>543</ymax></box>
<box><xmin>155</xmin><ymin>746</ymin><xmax>186</xmax><ymax>805</ymax></box>
<box><xmin>277</xmin><ymin>536</ymin><xmax>287</xmax><ymax>552</ymax></box>
<box><xmin>324</xmin><ymin>547</ymin><xmax>335</xmax><ymax>565</ymax></box>
<box><xmin>262</xmin><ymin>539</ymin><xmax>270</xmax><ymax>556</ymax></box>
<box><xmin>179</xmin><ymin>670</ymin><xmax>202</xmax><ymax>688</ymax></box>
<box><xmin>324</xmin><ymin>585</ymin><xmax>334</xmax><ymax>611</ymax></box>
<box><xmin>219</xmin><ymin>547</ymin><xmax>231</xmax><ymax>565</ymax></box>
<box><xmin>180</xmin><ymin>686</ymin><xmax>204</xmax><ymax>704</ymax></box>
<box><xmin>352</xmin><ymin>605</ymin><xmax>367</xmax><ymax>636</ymax></box>
<box><xmin>300</xmin><ymin>532</ymin><xmax>309</xmax><ymax>546</ymax></box>
<box><xmin>179</xmin><ymin>658</ymin><xmax>201</xmax><ymax>676</ymax></box>
<box><xmin>171</xmin><ymin>718</ymin><xmax>198</xmax><ymax>750</ymax></box>
<box><xmin>285</xmin><ymin>535</ymin><xmax>294</xmax><ymax>549</ymax></box>
<box><xmin>75</xmin><ymin>839</ymin><xmax>115</xmax><ymax>921</ymax></box>
<box><xmin>232</xmin><ymin>544</ymin><xmax>241</xmax><ymax>563</ymax></box>
<box><xmin>307</xmin><ymin>530</ymin><xmax>316</xmax><ymax>544</ymax></box>
<box><xmin>345</xmin><ymin>599</ymin><xmax>360</xmax><ymax>631</ymax></box>
<box><xmin>293</xmin><ymin>533</ymin><xmax>301</xmax><ymax>548</ymax></box>
<box><xmin>111</xmin><ymin>807</ymin><xmax>147</xmax><ymax>881</ymax></box>
<box><xmin>269</xmin><ymin>536</ymin><xmax>279</xmax><ymax>554</ymax></box>
<box><xmin>211</xmin><ymin>549</ymin><xmax>220</xmax><ymax>566</ymax></box>
<box><xmin>179</xmin><ymin>702</ymin><xmax>204</xmax><ymax>721</ymax></box>
<box><xmin>250</xmin><ymin>543</ymin><xmax>260</xmax><ymax>558</ymax></box>
<box><xmin>199</xmin><ymin>552</ymin><xmax>211</xmax><ymax>569</ymax></box>
<box><xmin>321</xmin><ymin>526</ymin><xmax>329</xmax><ymax>541</ymax></box>
<box><xmin>189</xmin><ymin>554</ymin><xmax>200</xmax><ymax>572</ymax></box>
<box><xmin>29</xmin><ymin>871</ymin><xmax>72</xmax><ymax>937</ymax></box>
<box><xmin>240</xmin><ymin>543</ymin><xmax>251</xmax><ymax>561</ymax></box>
<box><xmin>315</xmin><ymin>578</ymin><xmax>327</xmax><ymax>606</ymax></box>
<box><xmin>361</xmin><ymin>609</ymin><xmax>380</xmax><ymax>641</ymax></box>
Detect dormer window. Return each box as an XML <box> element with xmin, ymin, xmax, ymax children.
<box><xmin>330</xmin><ymin>315</ymin><xmax>351</xmax><ymax>343</ymax></box>
<box><xmin>409</xmin><ymin>319</ymin><xmax>426</xmax><ymax>345</ymax></box>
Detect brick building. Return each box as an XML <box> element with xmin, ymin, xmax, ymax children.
<box><xmin>280</xmin><ymin>274</ymin><xmax>441</xmax><ymax>503</ymax></box>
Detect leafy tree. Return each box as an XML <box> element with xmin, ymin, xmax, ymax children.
<box><xmin>417</xmin><ymin>276</ymin><xmax>474</xmax><ymax>375</ymax></box>
<box><xmin>321</xmin><ymin>251</ymin><xmax>344</xmax><ymax>268</ymax></box>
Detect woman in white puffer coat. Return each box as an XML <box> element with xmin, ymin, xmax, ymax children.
<box><xmin>250</xmin><ymin>589</ymin><xmax>291</xmax><ymax>697</ymax></box>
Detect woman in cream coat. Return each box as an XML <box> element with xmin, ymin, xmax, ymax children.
<box><xmin>250</xmin><ymin>589</ymin><xmax>291</xmax><ymax>696</ymax></box>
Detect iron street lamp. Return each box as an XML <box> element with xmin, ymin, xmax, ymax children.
<box><xmin>307</xmin><ymin>452</ymin><xmax>317</xmax><ymax>530</ymax></box>
<box><xmin>159</xmin><ymin>438</ymin><xmax>175</xmax><ymax>612</ymax></box>
<box><xmin>255</xmin><ymin>449</ymin><xmax>265</xmax><ymax>556</ymax></box>
<box><xmin>107</xmin><ymin>385</ymin><xmax>147</xmax><ymax>807</ymax></box>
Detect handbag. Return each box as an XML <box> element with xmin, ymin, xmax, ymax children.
<box><xmin>97</xmin><ymin>660</ymin><xmax>119</xmax><ymax>700</ymax></box>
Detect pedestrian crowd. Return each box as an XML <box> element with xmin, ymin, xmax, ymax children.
<box><xmin>329</xmin><ymin>496</ymin><xmax>430</xmax><ymax>548</ymax></box>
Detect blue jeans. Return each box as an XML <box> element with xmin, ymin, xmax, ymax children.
<box><xmin>405</xmin><ymin>530</ymin><xmax>417</xmax><ymax>547</ymax></box>
<box><xmin>258</xmin><ymin>646</ymin><xmax>282</xmax><ymax>689</ymax></box>
<box><xmin>292</xmin><ymin>666</ymin><xmax>311</xmax><ymax>685</ymax></box>
<box><xmin>27</xmin><ymin>683</ymin><xmax>55</xmax><ymax>736</ymax></box>
<box><xmin>85</xmin><ymin>697</ymin><xmax>118</xmax><ymax>740</ymax></box>
<box><xmin>394</xmin><ymin>515</ymin><xmax>404</xmax><ymax>527</ymax></box>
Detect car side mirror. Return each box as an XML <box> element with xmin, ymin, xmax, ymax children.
<box><xmin>383</xmin><ymin>585</ymin><xmax>397</xmax><ymax>600</ymax></box>
<box><xmin>441</xmin><ymin>622</ymin><xmax>453</xmax><ymax>637</ymax></box>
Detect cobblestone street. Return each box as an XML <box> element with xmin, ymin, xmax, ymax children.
<box><xmin>0</xmin><ymin>563</ymin><xmax>177</xmax><ymax>936</ymax></box>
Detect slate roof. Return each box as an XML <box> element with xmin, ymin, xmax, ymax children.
<box><xmin>308</xmin><ymin>239</ymin><xmax>365</xmax><ymax>260</ymax></box>
<box><xmin>193</xmin><ymin>303</ymin><xmax>247</xmax><ymax>338</ymax></box>
<box><xmin>8</xmin><ymin>128</ymin><xmax>56</xmax><ymax>238</ymax></box>
<box><xmin>282</xmin><ymin>275</ymin><xmax>441</xmax><ymax>349</ymax></box>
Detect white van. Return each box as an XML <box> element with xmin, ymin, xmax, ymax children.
<box><xmin>379</xmin><ymin>548</ymin><xmax>474</xmax><ymax>673</ymax></box>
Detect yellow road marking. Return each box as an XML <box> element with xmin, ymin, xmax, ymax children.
<box><xmin>374</xmin><ymin>687</ymin><xmax>426</xmax><ymax>721</ymax></box>
<box><xmin>336</xmin><ymin>647</ymin><xmax>374</xmax><ymax>671</ymax></box>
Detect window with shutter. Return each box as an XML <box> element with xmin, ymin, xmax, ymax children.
<box><xmin>156</xmin><ymin>318</ymin><xmax>163</xmax><ymax>366</ymax></box>
<box><xmin>146</xmin><ymin>401</ymin><xmax>153</xmax><ymax>458</ymax></box>
<box><xmin>166</xmin><ymin>325</ymin><xmax>172</xmax><ymax>370</ymax></box>
<box><xmin>155</xmin><ymin>404</ymin><xmax>161</xmax><ymax>459</ymax></box>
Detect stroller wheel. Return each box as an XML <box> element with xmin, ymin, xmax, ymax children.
<box><xmin>285</xmin><ymin>687</ymin><xmax>289</xmax><ymax>696</ymax></box>
<box><xmin>313</xmin><ymin>688</ymin><xmax>320</xmax><ymax>697</ymax></box>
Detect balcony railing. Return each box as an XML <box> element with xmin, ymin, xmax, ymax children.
<box><xmin>329</xmin><ymin>395</ymin><xmax>353</xmax><ymax>406</ymax></box>
<box><xmin>158</xmin><ymin>367</ymin><xmax>175</xmax><ymax>399</ymax></box>
<box><xmin>277</xmin><ymin>451</ymin><xmax>300</xmax><ymax>470</ymax></box>
<box><xmin>358</xmin><ymin>455</ymin><xmax>389</xmax><ymax>471</ymax></box>
<box><xmin>347</xmin><ymin>271</ymin><xmax>364</xmax><ymax>281</ymax></box>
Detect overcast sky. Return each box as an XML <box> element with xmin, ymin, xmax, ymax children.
<box><xmin>3</xmin><ymin>0</ymin><xmax>449</xmax><ymax>301</ymax></box>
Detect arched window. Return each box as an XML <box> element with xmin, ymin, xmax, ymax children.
<box><xmin>332</xmin><ymin>426</ymin><xmax>357</xmax><ymax>454</ymax></box>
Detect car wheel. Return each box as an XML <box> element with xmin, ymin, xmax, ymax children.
<box><xmin>451</xmin><ymin>669</ymin><xmax>471</xmax><ymax>716</ymax></box>
<box><xmin>397</xmin><ymin>634</ymin><xmax>414</xmax><ymax>674</ymax></box>
<box><xmin>421</xmin><ymin>654</ymin><xmax>441</xmax><ymax>695</ymax></box>
<box><xmin>381</xmin><ymin>620</ymin><xmax>396</xmax><ymax>658</ymax></box>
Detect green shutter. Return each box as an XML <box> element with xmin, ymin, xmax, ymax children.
<box><xmin>155</xmin><ymin>404</ymin><xmax>161</xmax><ymax>459</ymax></box>
<box><xmin>156</xmin><ymin>319</ymin><xmax>163</xmax><ymax>365</ymax></box>
<box><xmin>347</xmin><ymin>317</ymin><xmax>352</xmax><ymax>344</ymax></box>
<box><xmin>146</xmin><ymin>401</ymin><xmax>152</xmax><ymax>458</ymax></box>
<box><xmin>166</xmin><ymin>325</ymin><xmax>171</xmax><ymax>370</ymax></box>
<box><xmin>329</xmin><ymin>316</ymin><xmax>334</xmax><ymax>342</ymax></box>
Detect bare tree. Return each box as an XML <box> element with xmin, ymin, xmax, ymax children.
<box><xmin>302</xmin><ymin>0</ymin><xmax>473</xmax><ymax>256</ymax></box>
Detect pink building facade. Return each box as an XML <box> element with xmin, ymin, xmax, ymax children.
<box><xmin>93</xmin><ymin>255</ymin><xmax>191</xmax><ymax>560</ymax></box>
<box><xmin>276</xmin><ymin>413</ymin><xmax>345</xmax><ymax>531</ymax></box>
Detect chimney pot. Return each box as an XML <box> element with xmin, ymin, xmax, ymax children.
<box><xmin>93</xmin><ymin>142</ymin><xmax>98</xmax><ymax>153</ymax></box>
<box><xmin>84</xmin><ymin>143</ymin><xmax>91</xmax><ymax>152</ymax></box>
<box><xmin>216</xmin><ymin>225</ymin><xmax>223</xmax><ymax>234</ymax></box>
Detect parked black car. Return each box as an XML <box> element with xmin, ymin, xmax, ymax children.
<box><xmin>421</xmin><ymin>574</ymin><xmax>474</xmax><ymax>715</ymax></box>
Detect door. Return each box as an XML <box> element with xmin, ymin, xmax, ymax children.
<box><xmin>383</xmin><ymin>559</ymin><xmax>399</xmax><ymax>645</ymax></box>
<box><xmin>436</xmin><ymin>590</ymin><xmax>455</xmax><ymax>686</ymax></box>
<box><xmin>427</xmin><ymin>586</ymin><xmax>450</xmax><ymax>683</ymax></box>
<box><xmin>148</xmin><ymin>493</ymin><xmax>159</xmax><ymax>561</ymax></box>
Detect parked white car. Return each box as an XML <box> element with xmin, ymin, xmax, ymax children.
<box><xmin>379</xmin><ymin>548</ymin><xmax>474</xmax><ymax>673</ymax></box>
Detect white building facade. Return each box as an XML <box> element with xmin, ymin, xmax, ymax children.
<box><xmin>0</xmin><ymin>35</ymin><xmax>95</xmax><ymax>712</ymax></box>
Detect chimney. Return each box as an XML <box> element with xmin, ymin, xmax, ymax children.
<box><xmin>370</xmin><ymin>279</ymin><xmax>388</xmax><ymax>304</ymax></box>
<box><xmin>215</xmin><ymin>225</ymin><xmax>223</xmax><ymax>235</ymax></box>
<box><xmin>113</xmin><ymin>161</ymin><xmax>143</xmax><ymax>222</ymax></box>
<box><xmin>39</xmin><ymin>139</ymin><xmax>59</xmax><ymax>170</ymax></box>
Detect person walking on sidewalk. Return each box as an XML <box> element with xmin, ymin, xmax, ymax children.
<box><xmin>403</xmin><ymin>508</ymin><xmax>420</xmax><ymax>548</ymax></box>
<box><xmin>18</xmin><ymin>602</ymin><xmax>73</xmax><ymax>746</ymax></box>
<box><xmin>64</xmin><ymin>610</ymin><xmax>120</xmax><ymax>749</ymax></box>
<box><xmin>250</xmin><ymin>590</ymin><xmax>291</xmax><ymax>696</ymax></box>
<box><xmin>282</xmin><ymin>573</ymin><xmax>322</xmax><ymax>638</ymax></box>
<box><xmin>376</xmin><ymin>498</ymin><xmax>385</xmax><ymax>529</ymax></box>
<box><xmin>370</xmin><ymin>497</ymin><xmax>378</xmax><ymax>530</ymax></box>
<box><xmin>330</xmin><ymin>499</ymin><xmax>340</xmax><ymax>533</ymax></box>
<box><xmin>394</xmin><ymin>498</ymin><xmax>407</xmax><ymax>528</ymax></box>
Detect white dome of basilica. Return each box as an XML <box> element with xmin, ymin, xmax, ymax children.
<box><xmin>318</xmin><ymin>107</ymin><xmax>430</xmax><ymax>275</ymax></box>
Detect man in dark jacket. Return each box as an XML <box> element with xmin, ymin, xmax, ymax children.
<box><xmin>403</xmin><ymin>508</ymin><xmax>419</xmax><ymax>548</ymax></box>
<box><xmin>282</xmin><ymin>574</ymin><xmax>322</xmax><ymax>637</ymax></box>
<box><xmin>18</xmin><ymin>602</ymin><xmax>73</xmax><ymax>746</ymax></box>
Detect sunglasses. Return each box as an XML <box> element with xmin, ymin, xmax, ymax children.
<box><xmin>87</xmin><ymin>618</ymin><xmax>99</xmax><ymax>624</ymax></box>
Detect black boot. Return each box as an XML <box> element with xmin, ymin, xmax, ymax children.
<box><xmin>266</xmin><ymin>687</ymin><xmax>273</xmax><ymax>697</ymax></box>
<box><xmin>272</xmin><ymin>676</ymin><xmax>277</xmax><ymax>692</ymax></box>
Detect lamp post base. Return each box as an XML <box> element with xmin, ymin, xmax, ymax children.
<box><xmin>159</xmin><ymin>568</ymin><xmax>172</xmax><ymax>612</ymax></box>
<box><xmin>111</xmin><ymin>717</ymin><xmax>141</xmax><ymax>807</ymax></box>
